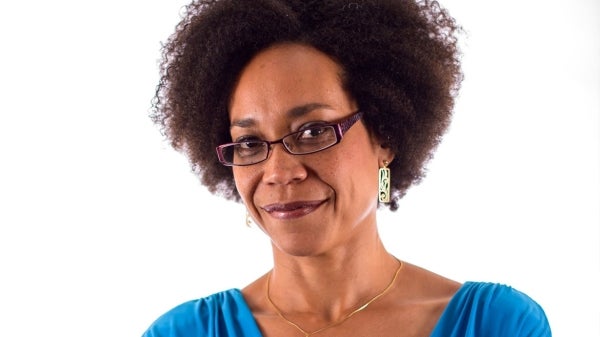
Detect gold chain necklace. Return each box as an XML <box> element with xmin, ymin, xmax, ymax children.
<box><xmin>266</xmin><ymin>260</ymin><xmax>403</xmax><ymax>337</ymax></box>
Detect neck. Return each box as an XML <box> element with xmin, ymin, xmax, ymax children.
<box><xmin>268</xmin><ymin>242</ymin><xmax>400</xmax><ymax>320</ymax></box>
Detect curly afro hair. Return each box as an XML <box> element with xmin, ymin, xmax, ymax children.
<box><xmin>152</xmin><ymin>0</ymin><xmax>462</xmax><ymax>211</ymax></box>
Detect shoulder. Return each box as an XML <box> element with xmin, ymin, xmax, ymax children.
<box><xmin>433</xmin><ymin>282</ymin><xmax>551</xmax><ymax>337</ymax></box>
<box><xmin>141</xmin><ymin>289</ymin><xmax>259</xmax><ymax>337</ymax></box>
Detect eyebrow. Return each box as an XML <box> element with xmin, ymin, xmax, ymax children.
<box><xmin>230</xmin><ymin>103</ymin><xmax>333</xmax><ymax>129</ymax></box>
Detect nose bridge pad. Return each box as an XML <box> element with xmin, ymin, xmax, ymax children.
<box><xmin>266</xmin><ymin>137</ymin><xmax>293</xmax><ymax>158</ymax></box>
<box><xmin>262</xmin><ymin>142</ymin><xmax>307</xmax><ymax>183</ymax></box>
<box><xmin>266</xmin><ymin>141</ymin><xmax>292</xmax><ymax>162</ymax></box>
<box><xmin>281</xmin><ymin>138</ymin><xmax>295</xmax><ymax>154</ymax></box>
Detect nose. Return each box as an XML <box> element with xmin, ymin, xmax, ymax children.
<box><xmin>261</xmin><ymin>143</ymin><xmax>308</xmax><ymax>185</ymax></box>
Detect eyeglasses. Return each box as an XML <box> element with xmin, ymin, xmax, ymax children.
<box><xmin>216</xmin><ymin>111</ymin><xmax>363</xmax><ymax>166</ymax></box>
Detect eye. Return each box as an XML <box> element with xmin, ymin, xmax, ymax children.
<box><xmin>233</xmin><ymin>140</ymin><xmax>266</xmax><ymax>159</ymax></box>
<box><xmin>298</xmin><ymin>126</ymin><xmax>329</xmax><ymax>139</ymax></box>
<box><xmin>229</xmin><ymin>136</ymin><xmax>263</xmax><ymax>156</ymax></box>
<box><xmin>294</xmin><ymin>123</ymin><xmax>337</xmax><ymax>143</ymax></box>
<box><xmin>238</xmin><ymin>140</ymin><xmax>263</xmax><ymax>149</ymax></box>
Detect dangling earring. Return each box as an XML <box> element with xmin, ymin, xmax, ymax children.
<box><xmin>245</xmin><ymin>212</ymin><xmax>253</xmax><ymax>227</ymax></box>
<box><xmin>378</xmin><ymin>160</ymin><xmax>391</xmax><ymax>203</ymax></box>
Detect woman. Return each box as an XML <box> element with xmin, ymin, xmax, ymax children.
<box><xmin>143</xmin><ymin>0</ymin><xmax>551</xmax><ymax>336</ymax></box>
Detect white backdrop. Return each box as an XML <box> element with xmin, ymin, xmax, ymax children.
<box><xmin>0</xmin><ymin>1</ymin><xmax>598</xmax><ymax>336</ymax></box>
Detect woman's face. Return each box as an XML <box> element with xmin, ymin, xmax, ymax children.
<box><xmin>228</xmin><ymin>43</ymin><xmax>392</xmax><ymax>257</ymax></box>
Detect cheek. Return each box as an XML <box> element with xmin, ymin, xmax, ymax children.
<box><xmin>232</xmin><ymin>168</ymin><xmax>258</xmax><ymax>205</ymax></box>
<box><xmin>317</xmin><ymin>149</ymin><xmax>362</xmax><ymax>187</ymax></box>
<box><xmin>334</xmin><ymin>140</ymin><xmax>380</xmax><ymax>193</ymax></box>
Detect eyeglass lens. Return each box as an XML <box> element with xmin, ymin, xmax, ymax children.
<box><xmin>223</xmin><ymin>125</ymin><xmax>338</xmax><ymax>166</ymax></box>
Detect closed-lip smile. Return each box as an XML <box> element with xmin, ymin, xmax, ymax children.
<box><xmin>261</xmin><ymin>200</ymin><xmax>326</xmax><ymax>220</ymax></box>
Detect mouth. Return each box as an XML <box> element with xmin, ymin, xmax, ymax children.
<box><xmin>261</xmin><ymin>200</ymin><xmax>326</xmax><ymax>220</ymax></box>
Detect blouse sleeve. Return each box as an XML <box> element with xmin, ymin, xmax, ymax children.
<box><xmin>481</xmin><ymin>283</ymin><xmax>551</xmax><ymax>336</ymax></box>
<box><xmin>431</xmin><ymin>282</ymin><xmax>551</xmax><ymax>337</ymax></box>
<box><xmin>141</xmin><ymin>289</ymin><xmax>262</xmax><ymax>337</ymax></box>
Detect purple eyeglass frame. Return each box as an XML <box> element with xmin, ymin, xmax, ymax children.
<box><xmin>216</xmin><ymin>110</ymin><xmax>364</xmax><ymax>166</ymax></box>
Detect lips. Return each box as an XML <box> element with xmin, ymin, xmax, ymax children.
<box><xmin>261</xmin><ymin>200</ymin><xmax>325</xmax><ymax>220</ymax></box>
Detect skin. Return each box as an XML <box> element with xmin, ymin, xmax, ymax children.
<box><xmin>228</xmin><ymin>43</ymin><xmax>461</xmax><ymax>337</ymax></box>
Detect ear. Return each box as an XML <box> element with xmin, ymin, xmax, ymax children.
<box><xmin>378</xmin><ymin>143</ymin><xmax>395</xmax><ymax>167</ymax></box>
<box><xmin>369</xmin><ymin>133</ymin><xmax>395</xmax><ymax>166</ymax></box>
<box><xmin>366</xmin><ymin>130</ymin><xmax>391</xmax><ymax>159</ymax></box>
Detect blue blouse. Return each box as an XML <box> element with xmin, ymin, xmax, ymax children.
<box><xmin>142</xmin><ymin>282</ymin><xmax>551</xmax><ymax>337</ymax></box>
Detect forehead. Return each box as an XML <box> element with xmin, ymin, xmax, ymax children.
<box><xmin>239</xmin><ymin>43</ymin><xmax>341</xmax><ymax>77</ymax></box>
<box><xmin>228</xmin><ymin>43</ymin><xmax>353</xmax><ymax>124</ymax></box>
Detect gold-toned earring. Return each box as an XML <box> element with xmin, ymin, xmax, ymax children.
<box><xmin>245</xmin><ymin>212</ymin><xmax>253</xmax><ymax>227</ymax></box>
<box><xmin>378</xmin><ymin>160</ymin><xmax>391</xmax><ymax>203</ymax></box>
